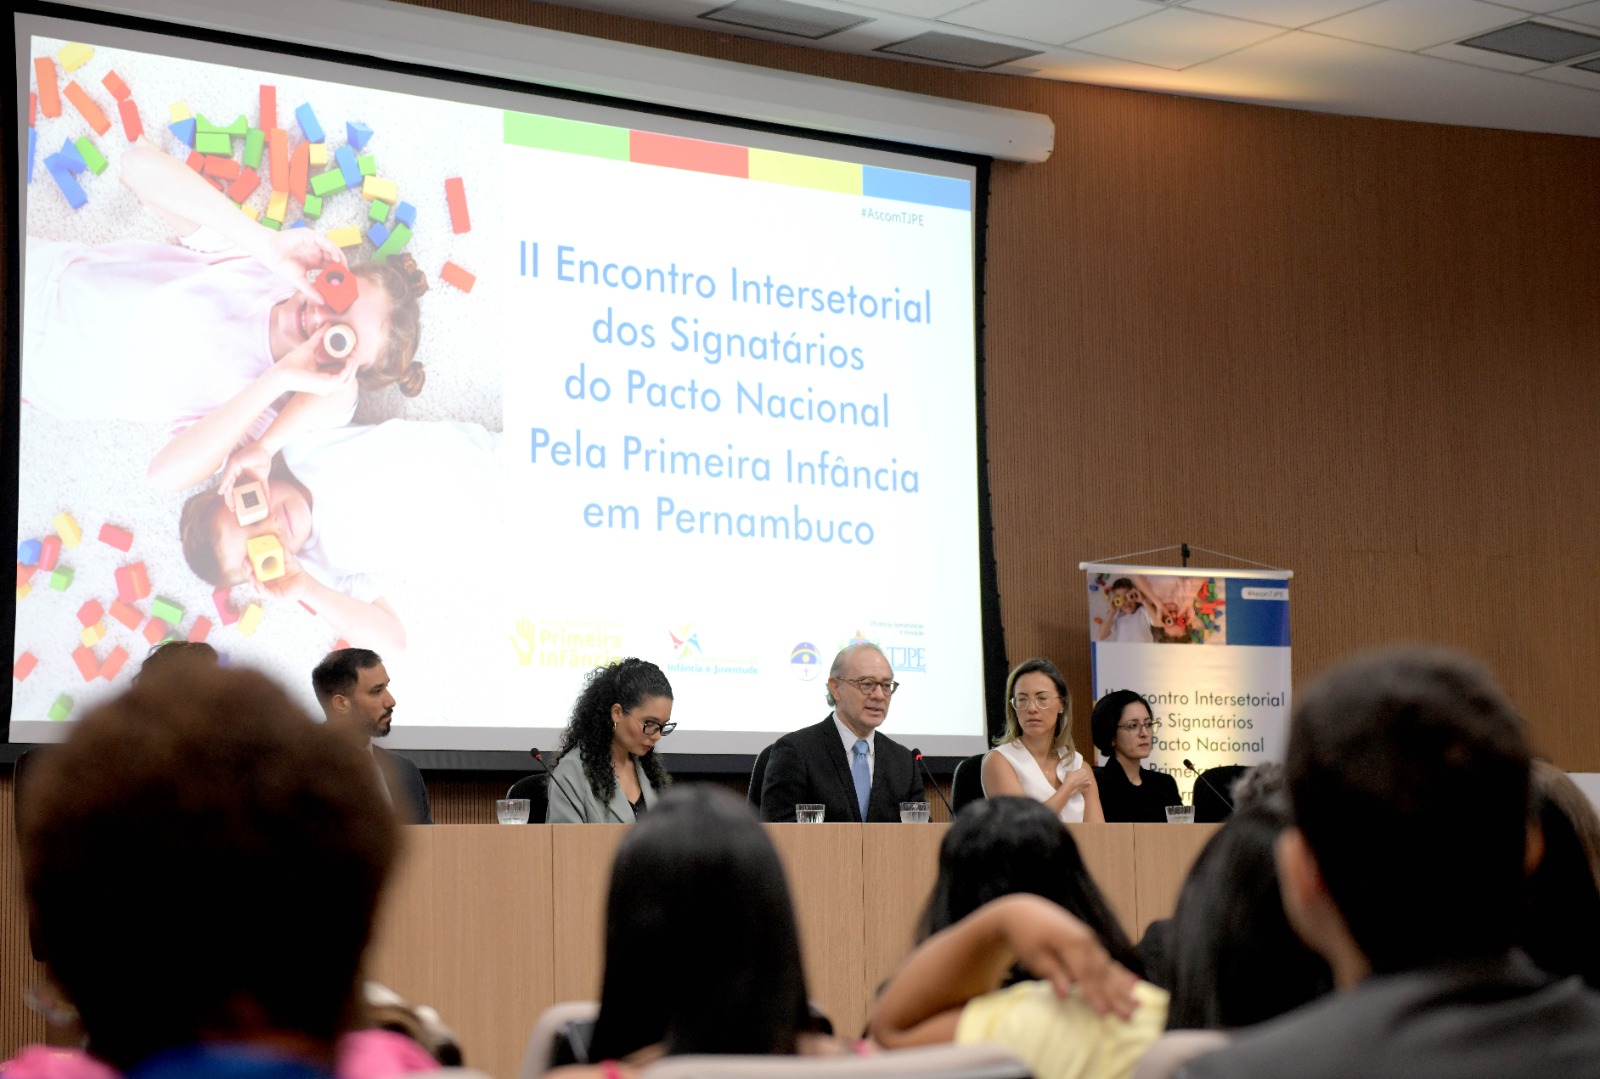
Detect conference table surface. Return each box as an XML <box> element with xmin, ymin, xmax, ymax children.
<box><xmin>366</xmin><ymin>822</ymin><xmax>1218</xmax><ymax>1079</ymax></box>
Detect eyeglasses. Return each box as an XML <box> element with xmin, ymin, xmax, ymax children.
<box><xmin>1012</xmin><ymin>694</ymin><xmax>1062</xmax><ymax>712</ymax></box>
<box><xmin>1117</xmin><ymin>720</ymin><xmax>1161</xmax><ymax>733</ymax></box>
<box><xmin>839</xmin><ymin>678</ymin><xmax>899</xmax><ymax>697</ymax></box>
<box><xmin>642</xmin><ymin>720</ymin><xmax>677</xmax><ymax>737</ymax></box>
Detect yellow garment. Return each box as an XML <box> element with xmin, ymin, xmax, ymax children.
<box><xmin>955</xmin><ymin>979</ymin><xmax>1168</xmax><ymax>1079</ymax></box>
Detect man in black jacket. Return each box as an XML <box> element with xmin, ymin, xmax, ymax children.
<box><xmin>759</xmin><ymin>642</ymin><xmax>924</xmax><ymax>823</ymax></box>
<box><xmin>312</xmin><ymin>647</ymin><xmax>433</xmax><ymax>824</ymax></box>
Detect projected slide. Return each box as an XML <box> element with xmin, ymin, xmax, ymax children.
<box><xmin>11</xmin><ymin>18</ymin><xmax>984</xmax><ymax>752</ymax></box>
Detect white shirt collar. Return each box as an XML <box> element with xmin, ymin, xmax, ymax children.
<box><xmin>833</xmin><ymin>712</ymin><xmax>875</xmax><ymax>760</ymax></box>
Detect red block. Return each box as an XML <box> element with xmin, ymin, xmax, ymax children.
<box><xmin>109</xmin><ymin>600</ymin><xmax>142</xmax><ymax>630</ymax></box>
<box><xmin>288</xmin><ymin>142</ymin><xmax>309</xmax><ymax>203</ymax></box>
<box><xmin>72</xmin><ymin>645</ymin><xmax>100</xmax><ymax>681</ymax></box>
<box><xmin>259</xmin><ymin>85</ymin><xmax>276</xmax><ymax>130</ymax></box>
<box><xmin>227</xmin><ymin>167</ymin><xmax>261</xmax><ymax>203</ymax></box>
<box><xmin>118</xmin><ymin>97</ymin><xmax>143</xmax><ymax>141</ymax></box>
<box><xmin>39</xmin><ymin>535</ymin><xmax>61</xmax><ymax>571</ymax></box>
<box><xmin>14</xmin><ymin>653</ymin><xmax>38</xmax><ymax>681</ymax></box>
<box><xmin>102</xmin><ymin>70</ymin><xmax>130</xmax><ymax>101</ymax></box>
<box><xmin>30</xmin><ymin>92</ymin><xmax>37</xmax><ymax>127</ymax></box>
<box><xmin>187</xmin><ymin>617</ymin><xmax>213</xmax><ymax>643</ymax></box>
<box><xmin>34</xmin><ymin>57</ymin><xmax>60</xmax><ymax>119</ymax></box>
<box><xmin>100</xmin><ymin>646</ymin><xmax>129</xmax><ymax>682</ymax></box>
<box><xmin>213</xmin><ymin>587</ymin><xmax>240</xmax><ymax>626</ymax></box>
<box><xmin>17</xmin><ymin>563</ymin><xmax>35</xmax><ymax>588</ymax></box>
<box><xmin>203</xmin><ymin>156</ymin><xmax>241</xmax><ymax>180</ymax></box>
<box><xmin>63</xmin><ymin>82</ymin><xmax>111</xmax><ymax>136</ymax></box>
<box><xmin>77</xmin><ymin>599</ymin><xmax>104</xmax><ymax>627</ymax></box>
<box><xmin>99</xmin><ymin>523</ymin><xmax>133</xmax><ymax>551</ymax></box>
<box><xmin>143</xmin><ymin>618</ymin><xmax>171</xmax><ymax>646</ymax></box>
<box><xmin>440</xmin><ymin>261</ymin><xmax>476</xmax><ymax>293</ymax></box>
<box><xmin>445</xmin><ymin>177</ymin><xmax>470</xmax><ymax>234</ymax></box>
<box><xmin>269</xmin><ymin>128</ymin><xmax>288</xmax><ymax>193</ymax></box>
<box><xmin>313</xmin><ymin>268</ymin><xmax>359</xmax><ymax>314</ymax></box>
<box><xmin>186</xmin><ymin>151</ymin><xmax>205</xmax><ymax>173</ymax></box>
<box><xmin>116</xmin><ymin>562</ymin><xmax>151</xmax><ymax>603</ymax></box>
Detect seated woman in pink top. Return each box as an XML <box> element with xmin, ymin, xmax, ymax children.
<box><xmin>981</xmin><ymin>658</ymin><xmax>1104</xmax><ymax>823</ymax></box>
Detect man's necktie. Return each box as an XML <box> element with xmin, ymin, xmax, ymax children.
<box><xmin>852</xmin><ymin>739</ymin><xmax>871</xmax><ymax>822</ymax></box>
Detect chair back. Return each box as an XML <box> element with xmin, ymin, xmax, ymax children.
<box><xmin>518</xmin><ymin>1000</ymin><xmax>598</xmax><ymax>1079</ymax></box>
<box><xmin>747</xmin><ymin>744</ymin><xmax>775</xmax><ymax>808</ymax></box>
<box><xmin>1193</xmin><ymin>764</ymin><xmax>1248</xmax><ymax>823</ymax></box>
<box><xmin>505</xmin><ymin>773</ymin><xmax>550</xmax><ymax>824</ymax></box>
<box><xmin>642</xmin><ymin>1045</ymin><xmax>1031</xmax><ymax>1079</ymax></box>
<box><xmin>950</xmin><ymin>752</ymin><xmax>986</xmax><ymax>814</ymax></box>
<box><xmin>1129</xmin><ymin>1029</ymin><xmax>1230</xmax><ymax>1079</ymax></box>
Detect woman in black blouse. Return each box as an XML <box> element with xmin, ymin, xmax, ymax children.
<box><xmin>1091</xmin><ymin>689</ymin><xmax>1183</xmax><ymax>823</ymax></box>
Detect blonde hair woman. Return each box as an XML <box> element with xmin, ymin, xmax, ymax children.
<box><xmin>980</xmin><ymin>658</ymin><xmax>1103</xmax><ymax>822</ymax></box>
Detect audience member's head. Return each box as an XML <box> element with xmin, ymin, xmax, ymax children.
<box><xmin>918</xmin><ymin>795</ymin><xmax>1142</xmax><ymax>975</ymax></box>
<box><xmin>1280</xmin><ymin>646</ymin><xmax>1531</xmax><ymax>976</ymax></box>
<box><xmin>588</xmin><ymin>786</ymin><xmax>810</xmax><ymax>1061</ymax></box>
<box><xmin>20</xmin><ymin>665</ymin><xmax>399</xmax><ymax>1071</ymax></box>
<box><xmin>1524</xmin><ymin>760</ymin><xmax>1600</xmax><ymax>988</ymax></box>
<box><xmin>313</xmin><ymin>647</ymin><xmax>395</xmax><ymax>740</ymax></box>
<box><xmin>133</xmin><ymin>639</ymin><xmax>219</xmax><ymax>684</ymax></box>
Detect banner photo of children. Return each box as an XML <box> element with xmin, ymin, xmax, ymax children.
<box><xmin>15</xmin><ymin>31</ymin><xmax>507</xmax><ymax>730</ymax></box>
<box><xmin>1090</xmin><ymin>572</ymin><xmax>1226</xmax><ymax>644</ymax></box>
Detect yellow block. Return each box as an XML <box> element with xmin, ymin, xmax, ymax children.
<box><xmin>169</xmin><ymin>100</ymin><xmax>191</xmax><ymax>123</ymax></box>
<box><xmin>80</xmin><ymin>621</ymin><xmax>106</xmax><ymax>647</ymax></box>
<box><xmin>309</xmin><ymin>142</ymin><xmax>327</xmax><ymax>166</ymax></box>
<box><xmin>266</xmin><ymin>190</ymin><xmax>288</xmax><ymax>223</ymax></box>
<box><xmin>238</xmin><ymin>602</ymin><xmax>264</xmax><ymax>637</ymax></box>
<box><xmin>361</xmin><ymin>175</ymin><xmax>398</xmax><ymax>203</ymax></box>
<box><xmin>17</xmin><ymin>584</ymin><xmax>30</xmax><ymax>601</ymax></box>
<box><xmin>239</xmin><ymin>203</ymin><xmax>261</xmax><ymax>222</ymax></box>
<box><xmin>53</xmin><ymin>512</ymin><xmax>82</xmax><ymax>548</ymax></box>
<box><xmin>57</xmin><ymin>43</ymin><xmax>94</xmax><ymax>73</ymax></box>
<box><xmin>748</xmin><ymin>148</ymin><xmax>861</xmax><ymax>196</ymax></box>
<box><xmin>247</xmin><ymin>534</ymin><xmax>285</xmax><ymax>582</ymax></box>
<box><xmin>326</xmin><ymin>226</ymin><xmax>363</xmax><ymax>248</ymax></box>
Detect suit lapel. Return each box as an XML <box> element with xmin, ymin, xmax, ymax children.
<box><xmin>820</xmin><ymin>715</ymin><xmax>861</xmax><ymax>822</ymax></box>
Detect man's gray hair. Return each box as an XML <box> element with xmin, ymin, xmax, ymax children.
<box><xmin>824</xmin><ymin>642</ymin><xmax>888</xmax><ymax>708</ymax></box>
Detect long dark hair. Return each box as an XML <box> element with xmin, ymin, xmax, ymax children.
<box><xmin>588</xmin><ymin>786</ymin><xmax>811</xmax><ymax>1060</ymax></box>
<box><xmin>558</xmin><ymin>658</ymin><xmax>673</xmax><ymax>805</ymax></box>
<box><xmin>917</xmin><ymin>796</ymin><xmax>1142</xmax><ymax>976</ymax></box>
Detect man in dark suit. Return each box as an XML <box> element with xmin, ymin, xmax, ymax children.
<box><xmin>759</xmin><ymin>642</ymin><xmax>924</xmax><ymax>823</ymax></box>
<box><xmin>312</xmin><ymin>648</ymin><xmax>433</xmax><ymax>824</ymax></box>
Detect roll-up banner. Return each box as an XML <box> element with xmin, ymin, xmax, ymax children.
<box><xmin>1085</xmin><ymin>564</ymin><xmax>1292</xmax><ymax>803</ymax></box>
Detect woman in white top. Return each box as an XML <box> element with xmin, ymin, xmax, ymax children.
<box><xmin>981</xmin><ymin>658</ymin><xmax>1104</xmax><ymax>823</ymax></box>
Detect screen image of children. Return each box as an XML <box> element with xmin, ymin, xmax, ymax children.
<box><xmin>22</xmin><ymin>137</ymin><xmax>428</xmax><ymax>489</ymax></box>
<box><xmin>178</xmin><ymin>418</ymin><xmax>502</xmax><ymax>652</ymax></box>
<box><xmin>1095</xmin><ymin>577</ymin><xmax>1157</xmax><ymax>643</ymax></box>
<box><xmin>1135</xmin><ymin>574</ymin><xmax>1224</xmax><ymax>644</ymax></box>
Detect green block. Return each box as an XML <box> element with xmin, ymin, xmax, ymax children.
<box><xmin>49</xmin><ymin>566</ymin><xmax>74</xmax><ymax>591</ymax></box>
<box><xmin>261</xmin><ymin>217</ymin><xmax>282</xmax><ymax>231</ymax></box>
<box><xmin>198</xmin><ymin>113</ymin><xmax>247</xmax><ymax>135</ymax></box>
<box><xmin>195</xmin><ymin>131</ymin><xmax>232</xmax><ymax>155</ymax></box>
<box><xmin>368</xmin><ymin>198</ymin><xmax>389</xmax><ymax>223</ymax></box>
<box><xmin>195</xmin><ymin>113</ymin><xmax>218</xmax><ymax>132</ymax></box>
<box><xmin>357</xmin><ymin>153</ymin><xmax>376</xmax><ymax>176</ymax></box>
<box><xmin>302</xmin><ymin>193</ymin><xmax>322</xmax><ymax>218</ymax></box>
<box><xmin>75</xmin><ymin>136</ymin><xmax>107</xmax><ymax>175</ymax></box>
<box><xmin>48</xmin><ymin>693</ymin><xmax>73</xmax><ymax>722</ymax></box>
<box><xmin>222</xmin><ymin>114</ymin><xmax>248</xmax><ymax>135</ymax></box>
<box><xmin>244</xmin><ymin>128</ymin><xmax>264</xmax><ymax>168</ymax></box>
<box><xmin>371</xmin><ymin>222</ymin><xmax>412</xmax><ymax>262</ymax></box>
<box><xmin>310</xmin><ymin>169</ymin><xmax>346</xmax><ymax>197</ymax></box>
<box><xmin>151</xmin><ymin>596</ymin><xmax>185</xmax><ymax>624</ymax></box>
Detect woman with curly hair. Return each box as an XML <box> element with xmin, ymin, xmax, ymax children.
<box><xmin>547</xmin><ymin>658</ymin><xmax>675</xmax><ymax>823</ymax></box>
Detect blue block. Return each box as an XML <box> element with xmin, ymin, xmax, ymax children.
<box><xmin>335</xmin><ymin>145</ymin><xmax>361</xmax><ymax>188</ymax></box>
<box><xmin>28</xmin><ymin>127</ymin><xmax>35</xmax><ymax>183</ymax></box>
<box><xmin>58</xmin><ymin>138</ymin><xmax>87</xmax><ymax>174</ymax></box>
<box><xmin>288</xmin><ymin>220</ymin><xmax>308</xmax><ymax>229</ymax></box>
<box><xmin>18</xmin><ymin>539</ymin><xmax>41</xmax><ymax>566</ymax></box>
<box><xmin>169</xmin><ymin>117</ymin><xmax>196</xmax><ymax>148</ymax></box>
<box><xmin>295</xmin><ymin>103</ymin><xmax>324</xmax><ymax>143</ymax></box>
<box><xmin>45</xmin><ymin>157</ymin><xmax>88</xmax><ymax>209</ymax></box>
<box><xmin>346</xmin><ymin>120</ymin><xmax>373</xmax><ymax>152</ymax></box>
<box><xmin>367</xmin><ymin>221</ymin><xmax>390</xmax><ymax>247</ymax></box>
<box><xmin>393</xmin><ymin>200</ymin><xmax>416</xmax><ymax>228</ymax></box>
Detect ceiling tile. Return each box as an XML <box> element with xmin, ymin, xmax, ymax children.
<box><xmin>1527</xmin><ymin>56</ymin><xmax>1600</xmax><ymax>83</ymax></box>
<box><xmin>1068</xmin><ymin>7</ymin><xmax>1288</xmax><ymax>69</ymax></box>
<box><xmin>845</xmin><ymin>0</ymin><xmax>978</xmax><ymax>15</ymax></box>
<box><xmin>1182</xmin><ymin>0</ymin><xmax>1373</xmax><ymax>29</ymax></box>
<box><xmin>1309</xmin><ymin>0</ymin><xmax>1521</xmax><ymax>51</ymax></box>
<box><xmin>1421</xmin><ymin>40</ymin><xmax>1552</xmax><ymax>69</ymax></box>
<box><xmin>1544</xmin><ymin>1</ymin><xmax>1600</xmax><ymax>27</ymax></box>
<box><xmin>1478</xmin><ymin>0</ymin><xmax>1592</xmax><ymax>12</ymax></box>
<box><xmin>938</xmin><ymin>0</ymin><xmax>1158</xmax><ymax>45</ymax></box>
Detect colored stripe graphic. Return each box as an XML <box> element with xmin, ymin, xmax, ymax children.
<box><xmin>629</xmin><ymin>130</ymin><xmax>748</xmax><ymax>178</ymax></box>
<box><xmin>747</xmin><ymin>148</ymin><xmax>859</xmax><ymax>195</ymax></box>
<box><xmin>504</xmin><ymin>112</ymin><xmax>629</xmax><ymax>159</ymax></box>
<box><xmin>862</xmin><ymin>166</ymin><xmax>969</xmax><ymax>211</ymax></box>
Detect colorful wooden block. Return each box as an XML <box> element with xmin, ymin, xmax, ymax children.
<box><xmin>266</xmin><ymin>190</ymin><xmax>288</xmax><ymax>225</ymax></box>
<box><xmin>372</xmin><ymin>223</ymin><xmax>412</xmax><ymax>263</ymax></box>
<box><xmin>244</xmin><ymin>127</ymin><xmax>264</xmax><ymax>168</ymax></box>
<box><xmin>246</xmin><ymin>534</ymin><xmax>285</xmax><ymax>582</ymax></box>
<box><xmin>110</xmin><ymin>600</ymin><xmax>142</xmax><ymax>631</ymax></box>
<box><xmin>57</xmin><ymin>139</ymin><xmax>87</xmax><ymax>174</ymax></box>
<box><xmin>185</xmin><ymin>150</ymin><xmax>205</xmax><ymax>173</ymax></box>
<box><xmin>393</xmin><ymin>201</ymin><xmax>417</xmax><ymax>227</ymax></box>
<box><xmin>367</xmin><ymin>222</ymin><xmax>389</xmax><ymax>248</ymax></box>
<box><xmin>309</xmin><ymin>141</ymin><xmax>327</xmax><ymax>167</ymax></box>
<box><xmin>259</xmin><ymin>85</ymin><xmax>276</xmax><ymax>129</ymax></box>
<box><xmin>368</xmin><ymin>198</ymin><xmax>389</xmax><ymax>223</ymax></box>
<box><xmin>313</xmin><ymin>268</ymin><xmax>359</xmax><ymax>313</ymax></box>
<box><xmin>14</xmin><ymin>653</ymin><xmax>38</xmax><ymax>681</ymax></box>
<box><xmin>335</xmin><ymin>145</ymin><xmax>361</xmax><ymax>188</ymax></box>
<box><xmin>238</xmin><ymin>603</ymin><xmax>264</xmax><ymax>637</ymax></box>
<box><xmin>58</xmin><ymin>43</ymin><xmax>94</xmax><ymax>73</ymax></box>
<box><xmin>49</xmin><ymin>566</ymin><xmax>75</xmax><ymax>591</ymax></box>
<box><xmin>100</xmin><ymin>646</ymin><xmax>129</xmax><ymax>682</ymax></box>
<box><xmin>202</xmin><ymin>155</ymin><xmax>240</xmax><ymax>180</ymax></box>
<box><xmin>310</xmin><ymin>169</ymin><xmax>346</xmax><ymax>198</ymax></box>
<box><xmin>169</xmin><ymin>100</ymin><xmax>191</xmax><ymax>122</ymax></box>
<box><xmin>16</xmin><ymin>584</ymin><xmax>30</xmax><ymax>601</ymax></box>
<box><xmin>77</xmin><ymin>600</ymin><xmax>104</xmax><ymax>627</ymax></box>
<box><xmin>346</xmin><ymin>120</ymin><xmax>373</xmax><ymax>151</ymax></box>
<box><xmin>440</xmin><ymin>261</ymin><xmax>476</xmax><ymax>293</ymax></box>
<box><xmin>34</xmin><ymin>57</ymin><xmax>60</xmax><ymax>118</ymax></box>
<box><xmin>169</xmin><ymin>117</ymin><xmax>196</xmax><ymax>148</ymax></box>
<box><xmin>74</xmin><ymin>137</ymin><xmax>107</xmax><ymax>175</ymax></box>
<box><xmin>289</xmin><ymin>142</ymin><xmax>309</xmax><ymax>203</ymax></box>
<box><xmin>213</xmin><ymin>588</ymin><xmax>240</xmax><ymax>626</ymax></box>
<box><xmin>325</xmin><ymin>225</ymin><xmax>362</xmax><ymax>247</ymax></box>
<box><xmin>233</xmin><ymin>480</ymin><xmax>269</xmax><ymax>526</ymax></box>
<box><xmin>143</xmin><ymin>618</ymin><xmax>172</xmax><ymax>646</ymax></box>
<box><xmin>361</xmin><ymin>175</ymin><xmax>398</xmax><ymax>204</ymax></box>
<box><xmin>98</xmin><ymin>524</ymin><xmax>133</xmax><ymax>553</ymax></box>
<box><xmin>30</xmin><ymin>91</ymin><xmax>37</xmax><ymax>127</ymax></box>
<box><xmin>240</xmin><ymin>203</ymin><xmax>261</xmax><ymax>223</ymax></box>
<box><xmin>188</xmin><ymin>617</ymin><xmax>213</xmax><ymax>643</ymax></box>
<box><xmin>206</xmin><ymin>114</ymin><xmax>248</xmax><ymax>136</ymax></box>
<box><xmin>54</xmin><ymin>512</ymin><xmax>83</xmax><ymax>547</ymax></box>
<box><xmin>302</xmin><ymin>193</ymin><xmax>323</xmax><ymax>218</ymax></box>
<box><xmin>72</xmin><ymin>645</ymin><xmax>100</xmax><ymax>681</ymax></box>
<box><xmin>118</xmin><ymin>97</ymin><xmax>143</xmax><ymax>140</ymax></box>
<box><xmin>195</xmin><ymin>131</ymin><xmax>231</xmax><ymax>155</ymax></box>
<box><xmin>48</xmin><ymin>694</ymin><xmax>73</xmax><ymax>722</ymax></box>
<box><xmin>45</xmin><ymin>159</ymin><xmax>87</xmax><ymax>209</ymax></box>
<box><xmin>295</xmin><ymin>102</ymin><xmax>325</xmax><ymax>142</ymax></box>
<box><xmin>17</xmin><ymin>563</ymin><xmax>35</xmax><ymax>587</ymax></box>
<box><xmin>18</xmin><ymin>539</ymin><xmax>41</xmax><ymax>566</ymax></box>
<box><xmin>357</xmin><ymin>153</ymin><xmax>376</xmax><ymax>176</ymax></box>
<box><xmin>102</xmin><ymin>70</ymin><xmax>130</xmax><ymax>101</ymax></box>
<box><xmin>115</xmin><ymin>561</ymin><xmax>151</xmax><ymax>602</ymax></box>
<box><xmin>445</xmin><ymin>177</ymin><xmax>470</xmax><ymax>233</ymax></box>
<box><xmin>39</xmin><ymin>536</ymin><xmax>61</xmax><ymax>571</ymax></box>
<box><xmin>80</xmin><ymin>621</ymin><xmax>107</xmax><ymax>648</ymax></box>
<box><xmin>269</xmin><ymin>128</ymin><xmax>289</xmax><ymax>192</ymax></box>
<box><xmin>227</xmin><ymin>167</ymin><xmax>261</xmax><ymax>203</ymax></box>
<box><xmin>150</xmin><ymin>596</ymin><xmax>185</xmax><ymax>625</ymax></box>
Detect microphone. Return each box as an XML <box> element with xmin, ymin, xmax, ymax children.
<box><xmin>1183</xmin><ymin>758</ymin><xmax>1235</xmax><ymax>813</ymax></box>
<box><xmin>912</xmin><ymin>749</ymin><xmax>955</xmax><ymax>818</ymax></box>
<box><xmin>528</xmin><ymin>747</ymin><xmax>547</xmax><ymax>772</ymax></box>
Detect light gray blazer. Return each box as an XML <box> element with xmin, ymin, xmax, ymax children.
<box><xmin>546</xmin><ymin>747</ymin><xmax>660</xmax><ymax>823</ymax></box>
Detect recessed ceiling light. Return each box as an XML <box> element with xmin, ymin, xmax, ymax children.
<box><xmin>1457</xmin><ymin>21</ymin><xmax>1600</xmax><ymax>64</ymax></box>
<box><xmin>699</xmin><ymin>0</ymin><xmax>871</xmax><ymax>40</ymax></box>
<box><xmin>876</xmin><ymin>32</ymin><xmax>1044</xmax><ymax>70</ymax></box>
<box><xmin>1574</xmin><ymin>56</ymin><xmax>1600</xmax><ymax>74</ymax></box>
